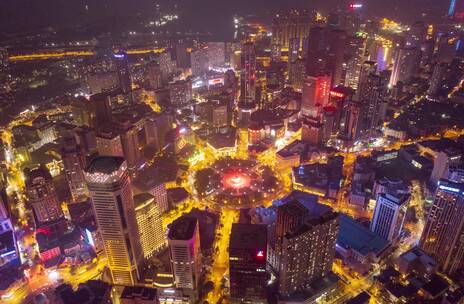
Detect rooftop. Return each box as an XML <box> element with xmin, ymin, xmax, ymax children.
<box><xmin>168</xmin><ymin>216</ymin><xmax>198</xmax><ymax>241</ymax></box>
<box><xmin>86</xmin><ymin>156</ymin><xmax>125</xmax><ymax>175</ymax></box>
<box><xmin>337</xmin><ymin>215</ymin><xmax>390</xmax><ymax>257</ymax></box>
<box><xmin>229</xmin><ymin>223</ymin><xmax>267</xmax><ymax>250</ymax></box>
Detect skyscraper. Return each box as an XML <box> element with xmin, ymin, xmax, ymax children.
<box><xmin>190</xmin><ymin>47</ymin><xmax>209</xmax><ymax>77</ymax></box>
<box><xmin>306</xmin><ymin>26</ymin><xmax>328</xmax><ymax>77</ymax></box>
<box><xmin>85</xmin><ymin>156</ymin><xmax>143</xmax><ymax>285</ymax></box>
<box><xmin>168</xmin><ymin>216</ymin><xmax>201</xmax><ymax>292</ymax></box>
<box><xmin>301</xmin><ymin>75</ymin><xmax>331</xmax><ymax>117</ymax></box>
<box><xmin>344</xmin><ymin>36</ymin><xmax>367</xmax><ymax>90</ymax></box>
<box><xmin>370</xmin><ymin>191</ymin><xmax>410</xmax><ymax>243</ymax></box>
<box><xmin>114</xmin><ymin>50</ymin><xmax>132</xmax><ymax>94</ymax></box>
<box><xmin>239</xmin><ymin>42</ymin><xmax>257</xmax><ymax>106</ymax></box>
<box><xmin>133</xmin><ymin>193</ymin><xmax>165</xmax><ymax>258</ymax></box>
<box><xmin>61</xmin><ymin>136</ymin><xmax>89</xmax><ymax>203</ymax></box>
<box><xmin>278</xmin><ymin>203</ymin><xmax>339</xmax><ymax>296</ymax></box>
<box><xmin>25</xmin><ymin>166</ymin><xmax>64</xmax><ymax>226</ymax></box>
<box><xmin>271</xmin><ymin>9</ymin><xmax>313</xmax><ymax>50</ymax></box>
<box><xmin>146</xmin><ymin>61</ymin><xmax>162</xmax><ymax>90</ymax></box>
<box><xmin>389</xmin><ymin>47</ymin><xmax>421</xmax><ymax>87</ymax></box>
<box><xmin>229</xmin><ymin>223</ymin><xmax>268</xmax><ymax>304</ymax></box>
<box><xmin>169</xmin><ymin>79</ymin><xmax>193</xmax><ymax>106</ymax></box>
<box><xmin>420</xmin><ymin>180</ymin><xmax>464</xmax><ymax>275</ymax></box>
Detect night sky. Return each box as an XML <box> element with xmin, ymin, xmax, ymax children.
<box><xmin>0</xmin><ymin>0</ymin><xmax>450</xmax><ymax>39</ymax></box>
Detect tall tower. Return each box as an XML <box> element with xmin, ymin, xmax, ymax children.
<box><xmin>278</xmin><ymin>206</ymin><xmax>339</xmax><ymax>296</ymax></box>
<box><xmin>85</xmin><ymin>156</ymin><xmax>143</xmax><ymax>285</ymax></box>
<box><xmin>370</xmin><ymin>192</ymin><xmax>410</xmax><ymax>243</ymax></box>
<box><xmin>239</xmin><ymin>42</ymin><xmax>257</xmax><ymax>105</ymax></box>
<box><xmin>389</xmin><ymin>47</ymin><xmax>421</xmax><ymax>87</ymax></box>
<box><xmin>114</xmin><ymin>50</ymin><xmax>132</xmax><ymax>94</ymax></box>
<box><xmin>168</xmin><ymin>216</ymin><xmax>201</xmax><ymax>292</ymax></box>
<box><xmin>61</xmin><ymin>136</ymin><xmax>89</xmax><ymax>203</ymax></box>
<box><xmin>420</xmin><ymin>180</ymin><xmax>464</xmax><ymax>275</ymax></box>
<box><xmin>134</xmin><ymin>193</ymin><xmax>165</xmax><ymax>258</ymax></box>
<box><xmin>25</xmin><ymin>165</ymin><xmax>64</xmax><ymax>226</ymax></box>
<box><xmin>229</xmin><ymin>223</ymin><xmax>268</xmax><ymax>303</ymax></box>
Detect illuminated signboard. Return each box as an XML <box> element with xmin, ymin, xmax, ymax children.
<box><xmin>113</xmin><ymin>53</ymin><xmax>125</xmax><ymax>59</ymax></box>
<box><xmin>439</xmin><ymin>185</ymin><xmax>460</xmax><ymax>193</ymax></box>
<box><xmin>85</xmin><ymin>229</ymin><xmax>95</xmax><ymax>247</ymax></box>
<box><xmin>208</xmin><ymin>78</ymin><xmax>224</xmax><ymax>86</ymax></box>
<box><xmin>330</xmin><ymin>91</ymin><xmax>345</xmax><ymax>98</ymax></box>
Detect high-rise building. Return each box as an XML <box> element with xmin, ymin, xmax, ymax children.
<box><xmin>370</xmin><ymin>192</ymin><xmax>410</xmax><ymax>243</ymax></box>
<box><xmin>420</xmin><ymin>180</ymin><xmax>464</xmax><ymax>275</ymax></box>
<box><xmin>229</xmin><ymin>223</ymin><xmax>268</xmax><ymax>304</ymax></box>
<box><xmin>114</xmin><ymin>50</ymin><xmax>132</xmax><ymax>94</ymax></box>
<box><xmin>207</xmin><ymin>42</ymin><xmax>226</xmax><ymax>67</ymax></box>
<box><xmin>288</xmin><ymin>37</ymin><xmax>300</xmax><ymax>63</ymax></box>
<box><xmin>146</xmin><ymin>61</ymin><xmax>162</xmax><ymax>90</ymax></box>
<box><xmin>133</xmin><ymin>193</ymin><xmax>165</xmax><ymax>258</ymax></box>
<box><xmin>288</xmin><ymin>58</ymin><xmax>306</xmax><ymax>90</ymax></box>
<box><xmin>190</xmin><ymin>47</ymin><xmax>209</xmax><ymax>77</ymax></box>
<box><xmin>339</xmin><ymin>100</ymin><xmax>361</xmax><ymax>141</ymax></box>
<box><xmin>85</xmin><ymin>156</ymin><xmax>143</xmax><ymax>285</ymax></box>
<box><xmin>96</xmin><ymin>128</ymin><xmax>124</xmax><ymax>157</ymax></box>
<box><xmin>278</xmin><ymin>202</ymin><xmax>339</xmax><ymax>296</ymax></box>
<box><xmin>159</xmin><ymin>51</ymin><xmax>176</xmax><ymax>83</ymax></box>
<box><xmin>271</xmin><ymin>9</ymin><xmax>313</xmax><ymax>50</ymax></box>
<box><xmin>358</xmin><ymin>72</ymin><xmax>387</xmax><ymax>138</ymax></box>
<box><xmin>239</xmin><ymin>42</ymin><xmax>257</xmax><ymax>105</ymax></box>
<box><xmin>326</xmin><ymin>29</ymin><xmax>347</xmax><ymax>86</ymax></box>
<box><xmin>301</xmin><ymin>75</ymin><xmax>331</xmax><ymax>117</ymax></box>
<box><xmin>428</xmin><ymin>62</ymin><xmax>448</xmax><ymax>96</ymax></box>
<box><xmin>169</xmin><ymin>79</ymin><xmax>193</xmax><ymax>106</ymax></box>
<box><xmin>175</xmin><ymin>43</ymin><xmax>190</xmax><ymax>70</ymax></box>
<box><xmin>144</xmin><ymin>111</ymin><xmax>173</xmax><ymax>152</ymax></box>
<box><xmin>168</xmin><ymin>216</ymin><xmax>201</xmax><ymax>292</ymax></box>
<box><xmin>389</xmin><ymin>47</ymin><xmax>421</xmax><ymax>87</ymax></box>
<box><xmin>25</xmin><ymin>166</ymin><xmax>64</xmax><ymax>226</ymax></box>
<box><xmin>306</xmin><ymin>26</ymin><xmax>328</xmax><ymax>77</ymax></box>
<box><xmin>118</xmin><ymin>120</ymin><xmax>143</xmax><ymax>171</ymax></box>
<box><xmin>61</xmin><ymin>137</ymin><xmax>89</xmax><ymax>203</ymax></box>
<box><xmin>344</xmin><ymin>36</ymin><xmax>367</xmax><ymax>90</ymax></box>
<box><xmin>91</xmin><ymin>93</ymin><xmax>113</xmax><ymax>129</ymax></box>
<box><xmin>405</xmin><ymin>21</ymin><xmax>427</xmax><ymax>48</ymax></box>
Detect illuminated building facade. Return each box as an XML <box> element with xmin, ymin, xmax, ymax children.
<box><xmin>419</xmin><ymin>180</ymin><xmax>464</xmax><ymax>275</ymax></box>
<box><xmin>370</xmin><ymin>192</ymin><xmax>409</xmax><ymax>243</ymax></box>
<box><xmin>25</xmin><ymin>165</ymin><xmax>64</xmax><ymax>225</ymax></box>
<box><xmin>85</xmin><ymin>156</ymin><xmax>143</xmax><ymax>285</ymax></box>
<box><xmin>206</xmin><ymin>42</ymin><xmax>226</xmax><ymax>67</ymax></box>
<box><xmin>389</xmin><ymin>47</ymin><xmax>421</xmax><ymax>87</ymax></box>
<box><xmin>61</xmin><ymin>136</ymin><xmax>89</xmax><ymax>203</ymax></box>
<box><xmin>134</xmin><ymin>193</ymin><xmax>165</xmax><ymax>258</ymax></box>
<box><xmin>278</xmin><ymin>205</ymin><xmax>339</xmax><ymax>296</ymax></box>
<box><xmin>301</xmin><ymin>75</ymin><xmax>331</xmax><ymax>117</ymax></box>
<box><xmin>96</xmin><ymin>128</ymin><xmax>124</xmax><ymax>157</ymax></box>
<box><xmin>229</xmin><ymin>223</ymin><xmax>268</xmax><ymax>304</ymax></box>
<box><xmin>169</xmin><ymin>79</ymin><xmax>193</xmax><ymax>106</ymax></box>
<box><xmin>114</xmin><ymin>50</ymin><xmax>132</xmax><ymax>94</ymax></box>
<box><xmin>344</xmin><ymin>36</ymin><xmax>367</xmax><ymax>90</ymax></box>
<box><xmin>271</xmin><ymin>9</ymin><xmax>313</xmax><ymax>50</ymax></box>
<box><xmin>146</xmin><ymin>61</ymin><xmax>162</xmax><ymax>90</ymax></box>
<box><xmin>168</xmin><ymin>216</ymin><xmax>201</xmax><ymax>292</ymax></box>
<box><xmin>191</xmin><ymin>47</ymin><xmax>209</xmax><ymax>77</ymax></box>
<box><xmin>239</xmin><ymin>42</ymin><xmax>257</xmax><ymax>106</ymax></box>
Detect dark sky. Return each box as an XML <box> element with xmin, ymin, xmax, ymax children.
<box><xmin>0</xmin><ymin>0</ymin><xmax>450</xmax><ymax>38</ymax></box>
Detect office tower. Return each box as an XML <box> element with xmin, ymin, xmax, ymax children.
<box><xmin>118</xmin><ymin>120</ymin><xmax>142</xmax><ymax>171</ymax></box>
<box><xmin>175</xmin><ymin>43</ymin><xmax>190</xmax><ymax>70</ymax></box>
<box><xmin>212</xmin><ymin>101</ymin><xmax>228</xmax><ymax>128</ymax></box>
<box><xmin>321</xmin><ymin>106</ymin><xmax>336</xmax><ymax>143</ymax></box>
<box><xmin>92</xmin><ymin>93</ymin><xmax>113</xmax><ymax>129</ymax></box>
<box><xmin>326</xmin><ymin>29</ymin><xmax>347</xmax><ymax>86</ymax></box>
<box><xmin>358</xmin><ymin>72</ymin><xmax>386</xmax><ymax>138</ymax></box>
<box><xmin>339</xmin><ymin>100</ymin><xmax>361</xmax><ymax>141</ymax></box>
<box><xmin>406</xmin><ymin>21</ymin><xmax>426</xmax><ymax>48</ymax></box>
<box><xmin>207</xmin><ymin>42</ymin><xmax>226</xmax><ymax>67</ymax></box>
<box><xmin>420</xmin><ymin>180</ymin><xmax>464</xmax><ymax>275</ymax></box>
<box><xmin>190</xmin><ymin>47</ymin><xmax>209</xmax><ymax>77</ymax></box>
<box><xmin>344</xmin><ymin>36</ymin><xmax>367</xmax><ymax>89</ymax></box>
<box><xmin>278</xmin><ymin>203</ymin><xmax>339</xmax><ymax>296</ymax></box>
<box><xmin>288</xmin><ymin>58</ymin><xmax>306</xmax><ymax>90</ymax></box>
<box><xmin>114</xmin><ymin>50</ymin><xmax>132</xmax><ymax>94</ymax></box>
<box><xmin>168</xmin><ymin>216</ymin><xmax>201</xmax><ymax>291</ymax></box>
<box><xmin>85</xmin><ymin>156</ymin><xmax>143</xmax><ymax>285</ymax></box>
<box><xmin>158</xmin><ymin>51</ymin><xmax>176</xmax><ymax>83</ymax></box>
<box><xmin>96</xmin><ymin>128</ymin><xmax>124</xmax><ymax>157</ymax></box>
<box><xmin>134</xmin><ymin>193</ymin><xmax>165</xmax><ymax>258</ymax></box>
<box><xmin>389</xmin><ymin>47</ymin><xmax>421</xmax><ymax>87</ymax></box>
<box><xmin>306</xmin><ymin>26</ymin><xmax>328</xmax><ymax>76</ymax></box>
<box><xmin>144</xmin><ymin>111</ymin><xmax>173</xmax><ymax>151</ymax></box>
<box><xmin>301</xmin><ymin>117</ymin><xmax>323</xmax><ymax>145</ymax></box>
<box><xmin>239</xmin><ymin>42</ymin><xmax>257</xmax><ymax>105</ymax></box>
<box><xmin>146</xmin><ymin>61</ymin><xmax>162</xmax><ymax>90</ymax></box>
<box><xmin>25</xmin><ymin>166</ymin><xmax>64</xmax><ymax>226</ymax></box>
<box><xmin>61</xmin><ymin>137</ymin><xmax>89</xmax><ymax>203</ymax></box>
<box><xmin>169</xmin><ymin>79</ymin><xmax>193</xmax><ymax>106</ymax></box>
<box><xmin>229</xmin><ymin>223</ymin><xmax>268</xmax><ymax>304</ymax></box>
<box><xmin>370</xmin><ymin>191</ymin><xmax>410</xmax><ymax>243</ymax></box>
<box><xmin>430</xmin><ymin>149</ymin><xmax>462</xmax><ymax>186</ymax></box>
<box><xmin>288</xmin><ymin>37</ymin><xmax>300</xmax><ymax>63</ymax></box>
<box><xmin>271</xmin><ymin>9</ymin><xmax>313</xmax><ymax>49</ymax></box>
<box><xmin>301</xmin><ymin>75</ymin><xmax>331</xmax><ymax>117</ymax></box>
<box><xmin>86</xmin><ymin>72</ymin><xmax>119</xmax><ymax>94</ymax></box>
<box><xmin>428</xmin><ymin>62</ymin><xmax>448</xmax><ymax>96</ymax></box>
<box><xmin>266</xmin><ymin>63</ymin><xmax>285</xmax><ymax>90</ymax></box>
